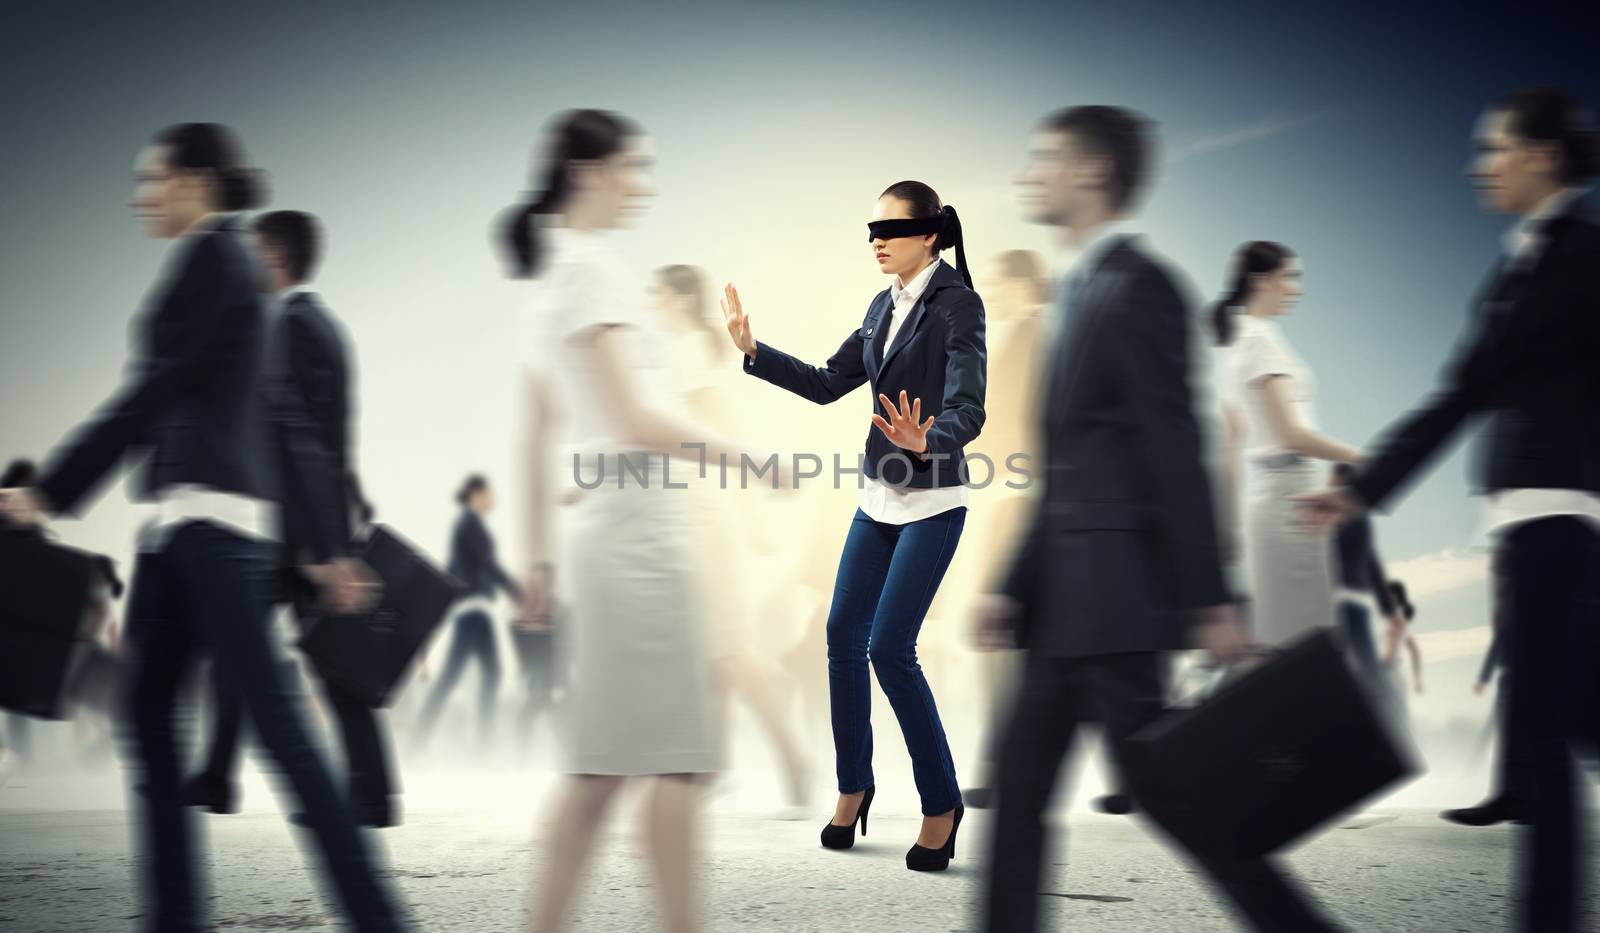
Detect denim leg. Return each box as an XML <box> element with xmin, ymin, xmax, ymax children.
<box><xmin>168</xmin><ymin>524</ymin><xmax>403</xmax><ymax>932</ymax></box>
<box><xmin>825</xmin><ymin>509</ymin><xmax>895</xmax><ymax>794</ymax></box>
<box><xmin>123</xmin><ymin>549</ymin><xmax>203</xmax><ymax>932</ymax></box>
<box><xmin>867</xmin><ymin>506</ymin><xmax>965</xmax><ymax>815</ymax></box>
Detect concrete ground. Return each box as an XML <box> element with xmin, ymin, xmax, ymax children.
<box><xmin>2</xmin><ymin>802</ymin><xmax>1590</xmax><ymax>932</ymax></box>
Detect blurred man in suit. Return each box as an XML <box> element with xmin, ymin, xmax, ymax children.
<box><xmin>975</xmin><ymin>105</ymin><xmax>1344</xmax><ymax>933</ymax></box>
<box><xmin>184</xmin><ymin>210</ymin><xmax>399</xmax><ymax>827</ymax></box>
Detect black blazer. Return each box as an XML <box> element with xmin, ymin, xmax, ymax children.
<box><xmin>1350</xmin><ymin>194</ymin><xmax>1600</xmax><ymax>510</ymax></box>
<box><xmin>448</xmin><ymin>509</ymin><xmax>520</xmax><ymax>603</ymax></box>
<box><xmin>997</xmin><ymin>236</ymin><xmax>1228</xmax><ymax>658</ymax></box>
<box><xmin>741</xmin><ymin>260</ymin><xmax>986</xmax><ymax>489</ymax></box>
<box><xmin>36</xmin><ymin>216</ymin><xmax>345</xmax><ymax>562</ymax></box>
<box><xmin>276</xmin><ymin>290</ymin><xmax>361</xmax><ymax>564</ymax></box>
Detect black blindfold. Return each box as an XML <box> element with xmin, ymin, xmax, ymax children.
<box><xmin>866</xmin><ymin>216</ymin><xmax>944</xmax><ymax>242</ymax></box>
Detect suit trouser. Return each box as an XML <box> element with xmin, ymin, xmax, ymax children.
<box><xmin>1499</xmin><ymin>516</ymin><xmax>1600</xmax><ymax>933</ymax></box>
<box><xmin>982</xmin><ymin>650</ymin><xmax>1343</xmax><ymax>933</ymax></box>
<box><xmin>121</xmin><ymin>521</ymin><xmax>401</xmax><ymax>933</ymax></box>
<box><xmin>511</xmin><ymin>627</ymin><xmax>559</xmax><ymax>740</ymax></box>
<box><xmin>414</xmin><ymin>609</ymin><xmax>501</xmax><ymax>747</ymax></box>
<box><xmin>200</xmin><ymin>650</ymin><xmax>396</xmax><ymax>809</ymax></box>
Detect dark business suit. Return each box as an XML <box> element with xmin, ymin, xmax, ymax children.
<box><xmin>1346</xmin><ymin>194</ymin><xmax>1600</xmax><ymax>933</ymax></box>
<box><xmin>983</xmin><ymin>235</ymin><xmax>1341</xmax><ymax>933</ymax></box>
<box><xmin>1333</xmin><ymin>514</ymin><xmax>1397</xmax><ymax>691</ymax></box>
<box><xmin>742</xmin><ymin>258</ymin><xmax>986</xmax><ymax>487</ymax></box>
<box><xmin>743</xmin><ymin>258</ymin><xmax>986</xmax><ymax>815</ymax></box>
<box><xmin>413</xmin><ymin>508</ymin><xmax>522</xmax><ymax>747</ymax></box>
<box><xmin>34</xmin><ymin>216</ymin><xmax>401</xmax><ymax>933</ymax></box>
<box><xmin>196</xmin><ymin>289</ymin><xmax>397</xmax><ymax>818</ymax></box>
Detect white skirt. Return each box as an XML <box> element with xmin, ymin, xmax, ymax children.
<box><xmin>1243</xmin><ymin>457</ymin><xmax>1336</xmax><ymax>647</ymax></box>
<box><xmin>554</xmin><ymin>456</ymin><xmax>717</xmax><ymax>775</ymax></box>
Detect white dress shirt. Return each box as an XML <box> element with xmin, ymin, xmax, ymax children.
<box><xmin>138</xmin><ymin>213</ymin><xmax>282</xmax><ymax>553</ymax></box>
<box><xmin>1481</xmin><ymin>187</ymin><xmax>1600</xmax><ymax>541</ymax></box>
<box><xmin>858</xmin><ymin>258</ymin><xmax>970</xmax><ymax>525</ymax></box>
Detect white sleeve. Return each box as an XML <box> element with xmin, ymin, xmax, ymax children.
<box><xmin>562</xmin><ymin>258</ymin><xmax>635</xmax><ymax>338</ymax></box>
<box><xmin>1232</xmin><ymin>328</ymin><xmax>1294</xmax><ymax>387</ymax></box>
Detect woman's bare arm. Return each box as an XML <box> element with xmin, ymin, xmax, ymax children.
<box><xmin>1254</xmin><ymin>375</ymin><xmax>1363</xmax><ymax>463</ymax></box>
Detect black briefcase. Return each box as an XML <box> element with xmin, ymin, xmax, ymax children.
<box><xmin>296</xmin><ymin>524</ymin><xmax>459</xmax><ymax>707</ymax></box>
<box><xmin>0</xmin><ymin>531</ymin><xmax>97</xmax><ymax>718</ymax></box>
<box><xmin>1124</xmin><ymin>628</ymin><xmax>1420</xmax><ymax>860</ymax></box>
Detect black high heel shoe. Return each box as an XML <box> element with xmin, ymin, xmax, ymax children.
<box><xmin>905</xmin><ymin>804</ymin><xmax>963</xmax><ymax>872</ymax></box>
<box><xmin>819</xmin><ymin>785</ymin><xmax>875</xmax><ymax>850</ymax></box>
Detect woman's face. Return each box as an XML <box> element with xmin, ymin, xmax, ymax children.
<box><xmin>1254</xmin><ymin>256</ymin><xmax>1304</xmax><ymax>315</ymax></box>
<box><xmin>647</xmin><ymin>277</ymin><xmax>692</xmax><ymax>328</ymax></box>
<box><xmin>470</xmin><ymin>486</ymin><xmax>495</xmax><ymax>514</ymax></box>
<box><xmin>583</xmin><ymin>134</ymin><xmax>656</xmax><ymax>229</ymax></box>
<box><xmin>129</xmin><ymin>144</ymin><xmax>208</xmax><ymax>239</ymax></box>
<box><xmin>870</xmin><ymin>195</ymin><xmax>937</xmax><ymax>281</ymax></box>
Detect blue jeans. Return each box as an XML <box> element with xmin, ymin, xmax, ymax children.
<box><xmin>826</xmin><ymin>506</ymin><xmax>964</xmax><ymax>815</ymax></box>
<box><xmin>122</xmin><ymin>522</ymin><xmax>403</xmax><ymax>933</ymax></box>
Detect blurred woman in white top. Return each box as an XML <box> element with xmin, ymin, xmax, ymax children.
<box><xmin>648</xmin><ymin>263</ymin><xmax>813</xmax><ymax>816</ymax></box>
<box><xmin>504</xmin><ymin>109</ymin><xmax>782</xmax><ymax>933</ymax></box>
<box><xmin>1211</xmin><ymin>241</ymin><xmax>1363</xmax><ymax>647</ymax></box>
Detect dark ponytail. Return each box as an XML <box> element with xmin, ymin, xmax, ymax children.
<box><xmin>1208</xmin><ymin>240</ymin><xmax>1294</xmax><ymax>346</ymax></box>
<box><xmin>1388</xmin><ymin>579</ymin><xmax>1415</xmax><ymax>621</ymax></box>
<box><xmin>456</xmin><ymin>473</ymin><xmax>488</xmax><ymax>507</ymax></box>
<box><xmin>153</xmin><ymin>123</ymin><xmax>265</xmax><ymax>211</ymax></box>
<box><xmin>1496</xmin><ymin>86</ymin><xmax>1600</xmax><ymax>185</ymax></box>
<box><xmin>499</xmin><ymin>109</ymin><xmax>640</xmax><ymax>278</ymax></box>
<box><xmin>877</xmin><ymin>180</ymin><xmax>975</xmax><ymax>289</ymax></box>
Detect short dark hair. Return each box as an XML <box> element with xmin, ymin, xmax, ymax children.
<box><xmin>253</xmin><ymin>210</ymin><xmax>322</xmax><ymax>282</ymax></box>
<box><xmin>1043</xmin><ymin>105</ymin><xmax>1154</xmax><ymax>212</ymax></box>
<box><xmin>1</xmin><ymin>459</ymin><xmax>38</xmax><ymax>489</ymax></box>
<box><xmin>1494</xmin><ymin>87</ymin><xmax>1600</xmax><ymax>185</ymax></box>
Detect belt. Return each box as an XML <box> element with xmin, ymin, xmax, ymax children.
<box><xmin>1253</xmin><ymin>452</ymin><xmax>1306</xmax><ymax>470</ymax></box>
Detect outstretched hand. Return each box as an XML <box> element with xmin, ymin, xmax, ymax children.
<box><xmin>870</xmin><ymin>389</ymin><xmax>933</xmax><ymax>454</ymax></box>
<box><xmin>720</xmin><ymin>284</ymin><xmax>757</xmax><ymax>358</ymax></box>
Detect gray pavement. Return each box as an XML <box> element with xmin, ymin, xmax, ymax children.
<box><xmin>2</xmin><ymin>806</ymin><xmax>1587</xmax><ymax>932</ymax></box>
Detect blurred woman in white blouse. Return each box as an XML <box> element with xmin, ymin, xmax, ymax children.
<box><xmin>1211</xmin><ymin>241</ymin><xmax>1363</xmax><ymax>647</ymax></box>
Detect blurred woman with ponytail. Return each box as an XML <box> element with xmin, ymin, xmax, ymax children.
<box><xmin>1210</xmin><ymin>241</ymin><xmax>1361</xmax><ymax>647</ymax></box>
<box><xmin>506</xmin><ymin>109</ymin><xmax>779</xmax><ymax>933</ymax></box>
<box><xmin>721</xmin><ymin>180</ymin><xmax>986</xmax><ymax>870</ymax></box>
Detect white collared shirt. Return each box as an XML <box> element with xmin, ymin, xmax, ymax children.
<box><xmin>858</xmin><ymin>258</ymin><xmax>970</xmax><ymax>525</ymax></box>
<box><xmin>137</xmin><ymin>213</ymin><xmax>282</xmax><ymax>553</ymax></box>
<box><xmin>1481</xmin><ymin>187</ymin><xmax>1600</xmax><ymax>542</ymax></box>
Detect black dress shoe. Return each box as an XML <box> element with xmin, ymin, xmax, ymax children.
<box><xmin>1092</xmin><ymin>793</ymin><xmax>1135</xmax><ymax>815</ymax></box>
<box><xmin>962</xmin><ymin>786</ymin><xmax>995</xmax><ymax>810</ymax></box>
<box><xmin>360</xmin><ymin>797</ymin><xmax>399</xmax><ymax>829</ymax></box>
<box><xmin>291</xmin><ymin>796</ymin><xmax>399</xmax><ymax>829</ymax></box>
<box><xmin>906</xmin><ymin>804</ymin><xmax>964</xmax><ymax>872</ymax></box>
<box><xmin>820</xmin><ymin>785</ymin><xmax>874</xmax><ymax>850</ymax></box>
<box><xmin>1441</xmin><ymin>797</ymin><xmax>1529</xmax><ymax>827</ymax></box>
<box><xmin>180</xmin><ymin>774</ymin><xmax>238</xmax><ymax>815</ymax></box>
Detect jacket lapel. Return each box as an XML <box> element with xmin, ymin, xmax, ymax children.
<box><xmin>1045</xmin><ymin>238</ymin><xmax>1133</xmax><ymax>429</ymax></box>
<box><xmin>861</xmin><ymin>295</ymin><xmax>890</xmax><ymax>384</ymax></box>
